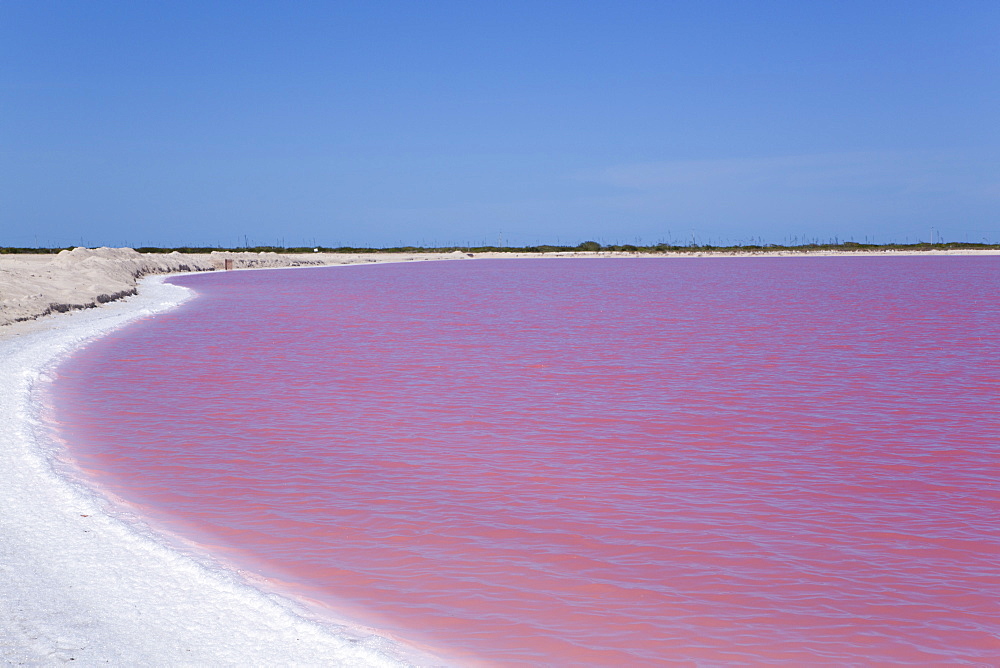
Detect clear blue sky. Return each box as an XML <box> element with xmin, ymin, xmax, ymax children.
<box><xmin>2</xmin><ymin>1</ymin><xmax>998</xmax><ymax>248</ymax></box>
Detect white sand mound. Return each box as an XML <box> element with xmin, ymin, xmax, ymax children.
<box><xmin>0</xmin><ymin>248</ymin><xmax>336</xmax><ymax>327</ymax></box>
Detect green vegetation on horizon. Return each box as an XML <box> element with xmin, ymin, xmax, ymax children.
<box><xmin>2</xmin><ymin>240</ymin><xmax>998</xmax><ymax>255</ymax></box>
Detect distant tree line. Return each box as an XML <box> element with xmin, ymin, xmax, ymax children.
<box><xmin>2</xmin><ymin>240</ymin><xmax>998</xmax><ymax>255</ymax></box>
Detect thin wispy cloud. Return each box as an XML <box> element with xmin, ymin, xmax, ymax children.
<box><xmin>593</xmin><ymin>151</ymin><xmax>992</xmax><ymax>197</ymax></box>
<box><xmin>575</xmin><ymin>151</ymin><xmax>998</xmax><ymax>239</ymax></box>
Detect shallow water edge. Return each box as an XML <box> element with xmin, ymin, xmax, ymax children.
<box><xmin>0</xmin><ymin>275</ymin><xmax>431</xmax><ymax>666</ymax></box>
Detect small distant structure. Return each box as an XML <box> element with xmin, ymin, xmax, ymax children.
<box><xmin>224</xmin><ymin>259</ymin><xmax>233</xmax><ymax>270</ymax></box>
<box><xmin>313</xmin><ymin>248</ymin><xmax>319</xmax><ymax>252</ymax></box>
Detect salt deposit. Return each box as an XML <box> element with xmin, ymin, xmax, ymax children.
<box><xmin>0</xmin><ymin>277</ymin><xmax>432</xmax><ymax>666</ymax></box>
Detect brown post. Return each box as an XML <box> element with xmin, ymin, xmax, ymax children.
<box><xmin>224</xmin><ymin>259</ymin><xmax>233</xmax><ymax>271</ymax></box>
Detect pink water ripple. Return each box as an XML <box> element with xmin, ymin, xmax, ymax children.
<box><xmin>52</xmin><ymin>257</ymin><xmax>1000</xmax><ymax>664</ymax></box>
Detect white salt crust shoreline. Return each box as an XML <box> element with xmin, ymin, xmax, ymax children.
<box><xmin>2</xmin><ymin>247</ymin><xmax>998</xmax><ymax>664</ymax></box>
<box><xmin>0</xmin><ymin>276</ymin><xmax>443</xmax><ymax>666</ymax></box>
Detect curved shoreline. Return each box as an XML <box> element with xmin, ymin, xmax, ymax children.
<box><xmin>0</xmin><ymin>276</ymin><xmax>428</xmax><ymax>665</ymax></box>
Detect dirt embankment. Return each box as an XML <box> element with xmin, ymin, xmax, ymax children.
<box><xmin>0</xmin><ymin>247</ymin><xmax>331</xmax><ymax>327</ymax></box>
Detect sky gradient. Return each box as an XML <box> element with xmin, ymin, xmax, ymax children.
<box><xmin>2</xmin><ymin>1</ymin><xmax>998</xmax><ymax>248</ymax></box>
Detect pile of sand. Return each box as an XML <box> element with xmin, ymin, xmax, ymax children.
<box><xmin>0</xmin><ymin>248</ymin><xmax>338</xmax><ymax>327</ymax></box>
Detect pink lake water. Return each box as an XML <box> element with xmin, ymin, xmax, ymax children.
<box><xmin>51</xmin><ymin>257</ymin><xmax>999</xmax><ymax>664</ymax></box>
